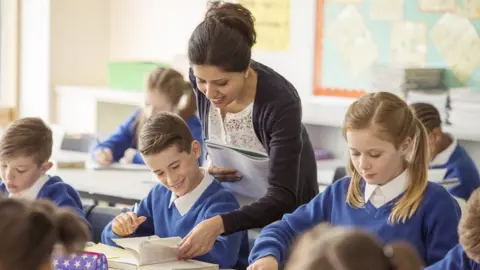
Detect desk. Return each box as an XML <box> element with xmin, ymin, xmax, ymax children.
<box><xmin>52</xmin><ymin>151</ymin><xmax>156</xmax><ymax>205</ymax></box>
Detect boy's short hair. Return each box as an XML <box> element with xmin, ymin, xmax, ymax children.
<box><xmin>0</xmin><ymin>117</ymin><xmax>52</xmax><ymax>165</ymax></box>
<box><xmin>139</xmin><ymin>112</ymin><xmax>194</xmax><ymax>156</ymax></box>
<box><xmin>459</xmin><ymin>188</ymin><xmax>480</xmax><ymax>260</ymax></box>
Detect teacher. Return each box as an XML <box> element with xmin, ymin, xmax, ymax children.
<box><xmin>178</xmin><ymin>1</ymin><xmax>319</xmax><ymax>259</ymax></box>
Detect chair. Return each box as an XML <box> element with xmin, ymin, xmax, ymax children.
<box><xmin>84</xmin><ymin>204</ymin><xmax>125</xmax><ymax>243</ymax></box>
<box><xmin>333</xmin><ymin>166</ymin><xmax>347</xmax><ymax>183</ymax></box>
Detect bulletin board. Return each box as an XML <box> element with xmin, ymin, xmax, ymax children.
<box><xmin>314</xmin><ymin>0</ymin><xmax>480</xmax><ymax>97</ymax></box>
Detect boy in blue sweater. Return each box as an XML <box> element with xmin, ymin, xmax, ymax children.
<box><xmin>411</xmin><ymin>102</ymin><xmax>480</xmax><ymax>201</ymax></box>
<box><xmin>0</xmin><ymin>118</ymin><xmax>86</xmax><ymax>220</ymax></box>
<box><xmin>101</xmin><ymin>112</ymin><xmax>247</xmax><ymax>269</ymax></box>
<box><xmin>248</xmin><ymin>92</ymin><xmax>460</xmax><ymax>269</ymax></box>
<box><xmin>427</xmin><ymin>188</ymin><xmax>480</xmax><ymax>270</ymax></box>
<box><xmin>92</xmin><ymin>67</ymin><xmax>204</xmax><ymax>166</ymax></box>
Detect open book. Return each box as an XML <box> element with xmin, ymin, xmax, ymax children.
<box><xmin>85</xmin><ymin>237</ymin><xmax>219</xmax><ymax>270</ymax></box>
<box><xmin>205</xmin><ymin>140</ymin><xmax>269</xmax><ymax>205</ymax></box>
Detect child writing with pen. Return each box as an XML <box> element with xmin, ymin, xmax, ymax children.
<box><xmin>92</xmin><ymin>67</ymin><xmax>204</xmax><ymax>166</ymax></box>
<box><xmin>101</xmin><ymin>112</ymin><xmax>248</xmax><ymax>269</ymax></box>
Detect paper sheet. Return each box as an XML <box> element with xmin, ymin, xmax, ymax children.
<box><xmin>237</xmin><ymin>0</ymin><xmax>290</xmax><ymax>51</ymax></box>
<box><xmin>431</xmin><ymin>13</ymin><xmax>480</xmax><ymax>83</ymax></box>
<box><xmin>463</xmin><ymin>0</ymin><xmax>480</xmax><ymax>18</ymax></box>
<box><xmin>419</xmin><ymin>0</ymin><xmax>457</xmax><ymax>12</ymax></box>
<box><xmin>370</xmin><ymin>0</ymin><xmax>404</xmax><ymax>21</ymax></box>
<box><xmin>327</xmin><ymin>5</ymin><xmax>379</xmax><ymax>78</ymax></box>
<box><xmin>390</xmin><ymin>21</ymin><xmax>427</xmax><ymax>67</ymax></box>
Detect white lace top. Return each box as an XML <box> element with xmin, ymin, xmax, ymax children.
<box><xmin>207</xmin><ymin>102</ymin><xmax>267</xmax><ymax>154</ymax></box>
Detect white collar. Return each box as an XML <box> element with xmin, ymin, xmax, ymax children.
<box><xmin>169</xmin><ymin>169</ymin><xmax>213</xmax><ymax>216</ymax></box>
<box><xmin>430</xmin><ymin>134</ymin><xmax>457</xmax><ymax>166</ymax></box>
<box><xmin>364</xmin><ymin>170</ymin><xmax>408</xmax><ymax>204</ymax></box>
<box><xmin>9</xmin><ymin>175</ymin><xmax>49</xmax><ymax>200</ymax></box>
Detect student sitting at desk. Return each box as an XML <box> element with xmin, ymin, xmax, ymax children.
<box><xmin>92</xmin><ymin>67</ymin><xmax>204</xmax><ymax>166</ymax></box>
<box><xmin>101</xmin><ymin>112</ymin><xmax>248</xmax><ymax>269</ymax></box>
<box><xmin>427</xmin><ymin>188</ymin><xmax>480</xmax><ymax>269</ymax></box>
<box><xmin>0</xmin><ymin>197</ymin><xmax>89</xmax><ymax>270</ymax></box>
<box><xmin>248</xmin><ymin>92</ymin><xmax>460</xmax><ymax>269</ymax></box>
<box><xmin>0</xmin><ymin>118</ymin><xmax>87</xmax><ymax>222</ymax></box>
<box><xmin>411</xmin><ymin>102</ymin><xmax>480</xmax><ymax>201</ymax></box>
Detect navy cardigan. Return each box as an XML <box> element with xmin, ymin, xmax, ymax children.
<box><xmin>189</xmin><ymin>61</ymin><xmax>318</xmax><ymax>235</ymax></box>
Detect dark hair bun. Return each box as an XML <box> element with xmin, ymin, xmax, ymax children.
<box><xmin>205</xmin><ymin>1</ymin><xmax>256</xmax><ymax>48</ymax></box>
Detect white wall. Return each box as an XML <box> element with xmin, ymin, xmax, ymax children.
<box><xmin>19</xmin><ymin>0</ymin><xmax>51</xmax><ymax>121</ymax></box>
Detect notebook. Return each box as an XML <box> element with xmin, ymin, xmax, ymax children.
<box><xmin>204</xmin><ymin>140</ymin><xmax>269</xmax><ymax>205</ymax></box>
<box><xmin>85</xmin><ymin>237</ymin><xmax>219</xmax><ymax>270</ymax></box>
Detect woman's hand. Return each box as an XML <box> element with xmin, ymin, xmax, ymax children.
<box><xmin>120</xmin><ymin>148</ymin><xmax>137</xmax><ymax>164</ymax></box>
<box><xmin>94</xmin><ymin>148</ymin><xmax>113</xmax><ymax>165</ymax></box>
<box><xmin>208</xmin><ymin>165</ymin><xmax>242</xmax><ymax>182</ymax></box>
<box><xmin>247</xmin><ymin>256</ymin><xmax>279</xmax><ymax>270</ymax></box>
<box><xmin>178</xmin><ymin>216</ymin><xmax>224</xmax><ymax>259</ymax></box>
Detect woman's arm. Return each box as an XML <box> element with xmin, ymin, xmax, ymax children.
<box><xmin>221</xmin><ymin>101</ymin><xmax>307</xmax><ymax>234</ymax></box>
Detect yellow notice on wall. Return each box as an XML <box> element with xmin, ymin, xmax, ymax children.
<box><xmin>237</xmin><ymin>0</ymin><xmax>290</xmax><ymax>51</ymax></box>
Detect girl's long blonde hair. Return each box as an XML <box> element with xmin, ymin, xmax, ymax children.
<box><xmin>343</xmin><ymin>92</ymin><xmax>429</xmax><ymax>224</ymax></box>
<box><xmin>133</xmin><ymin>67</ymin><xmax>197</xmax><ymax>145</ymax></box>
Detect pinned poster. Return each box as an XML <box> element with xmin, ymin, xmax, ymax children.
<box><xmin>237</xmin><ymin>0</ymin><xmax>290</xmax><ymax>51</ymax></box>
<box><xmin>463</xmin><ymin>0</ymin><xmax>480</xmax><ymax>19</ymax></box>
<box><xmin>418</xmin><ymin>0</ymin><xmax>456</xmax><ymax>12</ymax></box>
<box><xmin>370</xmin><ymin>0</ymin><xmax>404</xmax><ymax>21</ymax></box>
<box><xmin>326</xmin><ymin>0</ymin><xmax>363</xmax><ymax>2</ymax></box>
<box><xmin>390</xmin><ymin>21</ymin><xmax>428</xmax><ymax>67</ymax></box>
<box><xmin>326</xmin><ymin>5</ymin><xmax>379</xmax><ymax>78</ymax></box>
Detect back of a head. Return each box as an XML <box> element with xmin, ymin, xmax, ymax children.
<box><xmin>0</xmin><ymin>198</ymin><xmax>89</xmax><ymax>270</ymax></box>
<box><xmin>188</xmin><ymin>1</ymin><xmax>256</xmax><ymax>72</ymax></box>
<box><xmin>459</xmin><ymin>188</ymin><xmax>480</xmax><ymax>262</ymax></box>
<box><xmin>139</xmin><ymin>112</ymin><xmax>194</xmax><ymax>156</ymax></box>
<box><xmin>410</xmin><ymin>102</ymin><xmax>442</xmax><ymax>133</ymax></box>
<box><xmin>286</xmin><ymin>224</ymin><xmax>423</xmax><ymax>270</ymax></box>
<box><xmin>0</xmin><ymin>117</ymin><xmax>52</xmax><ymax>165</ymax></box>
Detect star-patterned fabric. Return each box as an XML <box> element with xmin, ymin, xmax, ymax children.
<box><xmin>53</xmin><ymin>252</ymin><xmax>108</xmax><ymax>270</ymax></box>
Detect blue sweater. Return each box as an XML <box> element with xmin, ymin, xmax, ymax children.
<box><xmin>427</xmin><ymin>244</ymin><xmax>480</xmax><ymax>270</ymax></box>
<box><xmin>430</xmin><ymin>144</ymin><xmax>480</xmax><ymax>201</ymax></box>
<box><xmin>249</xmin><ymin>177</ymin><xmax>461</xmax><ymax>266</ymax></box>
<box><xmin>0</xmin><ymin>175</ymin><xmax>89</xmax><ymax>227</ymax></box>
<box><xmin>101</xmin><ymin>181</ymin><xmax>248</xmax><ymax>269</ymax></box>
<box><xmin>92</xmin><ymin>109</ymin><xmax>204</xmax><ymax>165</ymax></box>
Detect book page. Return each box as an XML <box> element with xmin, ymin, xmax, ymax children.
<box><xmin>85</xmin><ymin>243</ymin><xmax>133</xmax><ymax>260</ymax></box>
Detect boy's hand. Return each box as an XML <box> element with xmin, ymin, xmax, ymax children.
<box><xmin>247</xmin><ymin>256</ymin><xmax>279</xmax><ymax>270</ymax></box>
<box><xmin>120</xmin><ymin>148</ymin><xmax>137</xmax><ymax>164</ymax></box>
<box><xmin>112</xmin><ymin>212</ymin><xmax>147</xmax><ymax>237</ymax></box>
<box><xmin>208</xmin><ymin>165</ymin><xmax>242</xmax><ymax>182</ymax></box>
<box><xmin>94</xmin><ymin>148</ymin><xmax>113</xmax><ymax>165</ymax></box>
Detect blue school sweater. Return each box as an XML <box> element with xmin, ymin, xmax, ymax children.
<box><xmin>92</xmin><ymin>109</ymin><xmax>205</xmax><ymax>165</ymax></box>
<box><xmin>427</xmin><ymin>244</ymin><xmax>480</xmax><ymax>270</ymax></box>
<box><xmin>0</xmin><ymin>175</ymin><xmax>88</xmax><ymax>226</ymax></box>
<box><xmin>101</xmin><ymin>181</ymin><xmax>248</xmax><ymax>269</ymax></box>
<box><xmin>430</xmin><ymin>144</ymin><xmax>480</xmax><ymax>201</ymax></box>
<box><xmin>249</xmin><ymin>177</ymin><xmax>461</xmax><ymax>266</ymax></box>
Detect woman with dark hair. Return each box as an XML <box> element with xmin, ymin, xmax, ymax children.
<box><xmin>178</xmin><ymin>0</ymin><xmax>319</xmax><ymax>260</ymax></box>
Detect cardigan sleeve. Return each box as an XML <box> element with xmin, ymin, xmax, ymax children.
<box><xmin>220</xmin><ymin>100</ymin><xmax>303</xmax><ymax>234</ymax></box>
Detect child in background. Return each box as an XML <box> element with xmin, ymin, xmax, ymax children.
<box><xmin>248</xmin><ymin>92</ymin><xmax>460</xmax><ymax>269</ymax></box>
<box><xmin>101</xmin><ymin>112</ymin><xmax>248</xmax><ymax>269</ymax></box>
<box><xmin>0</xmin><ymin>197</ymin><xmax>89</xmax><ymax>270</ymax></box>
<box><xmin>92</xmin><ymin>67</ymin><xmax>204</xmax><ymax>166</ymax></box>
<box><xmin>411</xmin><ymin>102</ymin><xmax>480</xmax><ymax>201</ymax></box>
<box><xmin>0</xmin><ymin>118</ymin><xmax>87</xmax><ymax>222</ymax></box>
<box><xmin>285</xmin><ymin>223</ymin><xmax>423</xmax><ymax>270</ymax></box>
<box><xmin>427</xmin><ymin>188</ymin><xmax>480</xmax><ymax>269</ymax></box>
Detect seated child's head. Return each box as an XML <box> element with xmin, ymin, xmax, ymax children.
<box><xmin>0</xmin><ymin>197</ymin><xmax>89</xmax><ymax>270</ymax></box>
<box><xmin>459</xmin><ymin>187</ymin><xmax>480</xmax><ymax>263</ymax></box>
<box><xmin>139</xmin><ymin>112</ymin><xmax>202</xmax><ymax>197</ymax></box>
<box><xmin>144</xmin><ymin>67</ymin><xmax>193</xmax><ymax>119</ymax></box>
<box><xmin>0</xmin><ymin>118</ymin><xmax>54</xmax><ymax>195</ymax></box>
<box><xmin>343</xmin><ymin>92</ymin><xmax>429</xmax><ymax>223</ymax></box>
<box><xmin>286</xmin><ymin>223</ymin><xmax>423</xmax><ymax>270</ymax></box>
<box><xmin>410</xmin><ymin>102</ymin><xmax>443</xmax><ymax>161</ymax></box>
